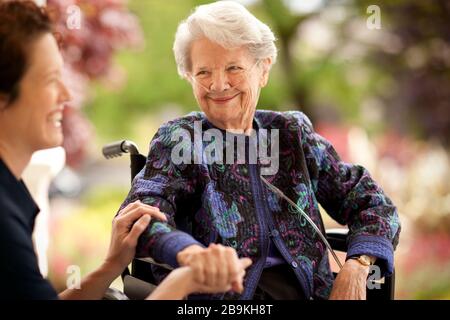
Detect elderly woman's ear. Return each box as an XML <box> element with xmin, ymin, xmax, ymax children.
<box><xmin>259</xmin><ymin>57</ymin><xmax>272</xmax><ymax>88</ymax></box>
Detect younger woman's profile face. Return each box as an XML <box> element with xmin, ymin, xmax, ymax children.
<box><xmin>0</xmin><ymin>33</ymin><xmax>71</xmax><ymax>152</ymax></box>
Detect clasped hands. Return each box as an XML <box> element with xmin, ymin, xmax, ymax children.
<box><xmin>176</xmin><ymin>243</ymin><xmax>252</xmax><ymax>295</ymax></box>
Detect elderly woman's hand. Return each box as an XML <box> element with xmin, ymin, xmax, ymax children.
<box><xmin>329</xmin><ymin>259</ymin><xmax>370</xmax><ymax>300</ymax></box>
<box><xmin>105</xmin><ymin>200</ymin><xmax>167</xmax><ymax>272</ymax></box>
<box><xmin>177</xmin><ymin>243</ymin><xmax>252</xmax><ymax>294</ymax></box>
<box><xmin>148</xmin><ymin>265</ymin><xmax>250</xmax><ymax>300</ymax></box>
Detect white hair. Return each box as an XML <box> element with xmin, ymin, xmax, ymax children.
<box><xmin>173</xmin><ymin>1</ymin><xmax>277</xmax><ymax>78</ymax></box>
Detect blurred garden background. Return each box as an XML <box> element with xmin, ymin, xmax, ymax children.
<box><xmin>27</xmin><ymin>0</ymin><xmax>450</xmax><ymax>299</ymax></box>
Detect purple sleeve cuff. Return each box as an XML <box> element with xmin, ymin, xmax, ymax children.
<box><xmin>346</xmin><ymin>234</ymin><xmax>394</xmax><ymax>275</ymax></box>
<box><xmin>153</xmin><ymin>231</ymin><xmax>205</xmax><ymax>268</ymax></box>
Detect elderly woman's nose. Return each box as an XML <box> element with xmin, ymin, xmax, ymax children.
<box><xmin>210</xmin><ymin>71</ymin><xmax>231</xmax><ymax>92</ymax></box>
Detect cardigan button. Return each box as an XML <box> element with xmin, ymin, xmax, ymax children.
<box><xmin>291</xmin><ymin>261</ymin><xmax>298</xmax><ymax>268</ymax></box>
<box><xmin>270</xmin><ymin>229</ymin><xmax>279</xmax><ymax>237</ymax></box>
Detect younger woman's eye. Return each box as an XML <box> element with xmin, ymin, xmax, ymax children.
<box><xmin>47</xmin><ymin>73</ymin><xmax>62</xmax><ymax>83</ymax></box>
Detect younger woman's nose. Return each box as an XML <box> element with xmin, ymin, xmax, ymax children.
<box><xmin>58</xmin><ymin>80</ymin><xmax>72</xmax><ymax>103</ymax></box>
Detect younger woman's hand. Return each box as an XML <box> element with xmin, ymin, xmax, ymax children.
<box><xmin>105</xmin><ymin>200</ymin><xmax>167</xmax><ymax>273</ymax></box>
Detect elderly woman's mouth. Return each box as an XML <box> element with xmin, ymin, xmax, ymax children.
<box><xmin>208</xmin><ymin>93</ymin><xmax>241</xmax><ymax>104</ymax></box>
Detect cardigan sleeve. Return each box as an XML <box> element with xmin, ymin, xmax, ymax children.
<box><xmin>293</xmin><ymin>111</ymin><xmax>401</xmax><ymax>275</ymax></box>
<box><xmin>118</xmin><ymin>122</ymin><xmax>204</xmax><ymax>268</ymax></box>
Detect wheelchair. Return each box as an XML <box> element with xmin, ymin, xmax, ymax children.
<box><xmin>102</xmin><ymin>139</ymin><xmax>395</xmax><ymax>300</ymax></box>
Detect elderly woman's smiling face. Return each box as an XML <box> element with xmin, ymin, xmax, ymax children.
<box><xmin>188</xmin><ymin>37</ymin><xmax>270</xmax><ymax>133</ymax></box>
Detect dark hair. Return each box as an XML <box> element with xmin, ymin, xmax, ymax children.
<box><xmin>0</xmin><ymin>1</ymin><xmax>54</xmax><ymax>105</ymax></box>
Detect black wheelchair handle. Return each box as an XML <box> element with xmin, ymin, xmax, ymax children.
<box><xmin>103</xmin><ymin>140</ymin><xmax>140</xmax><ymax>159</ymax></box>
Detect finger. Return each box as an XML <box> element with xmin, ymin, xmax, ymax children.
<box><xmin>116</xmin><ymin>200</ymin><xmax>144</xmax><ymax>220</ymax></box>
<box><xmin>119</xmin><ymin>205</ymin><xmax>167</xmax><ymax>225</ymax></box>
<box><xmin>217</xmin><ymin>263</ymin><xmax>229</xmax><ymax>288</ymax></box>
<box><xmin>224</xmin><ymin>249</ymin><xmax>240</xmax><ymax>284</ymax></box>
<box><xmin>213</xmin><ymin>245</ymin><xmax>230</xmax><ymax>287</ymax></box>
<box><xmin>204</xmin><ymin>253</ymin><xmax>219</xmax><ymax>287</ymax></box>
<box><xmin>124</xmin><ymin>214</ymin><xmax>151</xmax><ymax>246</ymax></box>
<box><xmin>196</xmin><ymin>283</ymin><xmax>232</xmax><ymax>294</ymax></box>
<box><xmin>216</xmin><ymin>252</ymin><xmax>229</xmax><ymax>288</ymax></box>
<box><xmin>231</xmin><ymin>273</ymin><xmax>245</xmax><ymax>294</ymax></box>
<box><xmin>232</xmin><ymin>263</ymin><xmax>249</xmax><ymax>293</ymax></box>
<box><xmin>119</xmin><ymin>200</ymin><xmax>166</xmax><ymax>220</ymax></box>
<box><xmin>238</xmin><ymin>271</ymin><xmax>248</xmax><ymax>293</ymax></box>
<box><xmin>137</xmin><ymin>202</ymin><xmax>168</xmax><ymax>221</ymax></box>
<box><xmin>192</xmin><ymin>261</ymin><xmax>206</xmax><ymax>284</ymax></box>
<box><xmin>117</xmin><ymin>200</ymin><xmax>142</xmax><ymax>216</ymax></box>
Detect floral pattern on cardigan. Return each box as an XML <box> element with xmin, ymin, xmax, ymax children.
<box><xmin>119</xmin><ymin>110</ymin><xmax>401</xmax><ymax>300</ymax></box>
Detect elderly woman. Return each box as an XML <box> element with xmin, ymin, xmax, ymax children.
<box><xmin>0</xmin><ymin>0</ymin><xmax>247</xmax><ymax>300</ymax></box>
<box><xmin>120</xmin><ymin>1</ymin><xmax>400</xmax><ymax>300</ymax></box>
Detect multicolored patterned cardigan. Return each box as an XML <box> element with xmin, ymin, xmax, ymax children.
<box><xmin>119</xmin><ymin>110</ymin><xmax>401</xmax><ymax>300</ymax></box>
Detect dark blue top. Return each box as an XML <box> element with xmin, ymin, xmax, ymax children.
<box><xmin>0</xmin><ymin>159</ymin><xmax>58</xmax><ymax>299</ymax></box>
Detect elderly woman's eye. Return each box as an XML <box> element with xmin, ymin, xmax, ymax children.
<box><xmin>228</xmin><ymin>66</ymin><xmax>242</xmax><ymax>72</ymax></box>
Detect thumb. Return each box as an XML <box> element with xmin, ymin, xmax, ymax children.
<box><xmin>125</xmin><ymin>214</ymin><xmax>151</xmax><ymax>246</ymax></box>
<box><xmin>231</xmin><ymin>280</ymin><xmax>243</xmax><ymax>294</ymax></box>
<box><xmin>231</xmin><ymin>258</ymin><xmax>252</xmax><ymax>294</ymax></box>
<box><xmin>239</xmin><ymin>258</ymin><xmax>252</xmax><ymax>270</ymax></box>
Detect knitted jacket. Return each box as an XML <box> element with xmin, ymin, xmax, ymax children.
<box><xmin>119</xmin><ymin>110</ymin><xmax>401</xmax><ymax>300</ymax></box>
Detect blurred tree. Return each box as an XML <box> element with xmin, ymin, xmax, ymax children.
<box><xmin>354</xmin><ymin>0</ymin><xmax>450</xmax><ymax>146</ymax></box>
<box><xmin>256</xmin><ymin>0</ymin><xmax>383</xmax><ymax>124</ymax></box>
<box><xmin>46</xmin><ymin>0</ymin><xmax>144</xmax><ymax>166</ymax></box>
<box><xmin>259</xmin><ymin>0</ymin><xmax>449</xmax><ymax>145</ymax></box>
<box><xmin>259</xmin><ymin>0</ymin><xmax>321</xmax><ymax>118</ymax></box>
<box><xmin>83</xmin><ymin>0</ymin><xmax>449</xmax><ymax>148</ymax></box>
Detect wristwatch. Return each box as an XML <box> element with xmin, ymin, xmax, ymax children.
<box><xmin>350</xmin><ymin>255</ymin><xmax>376</xmax><ymax>267</ymax></box>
